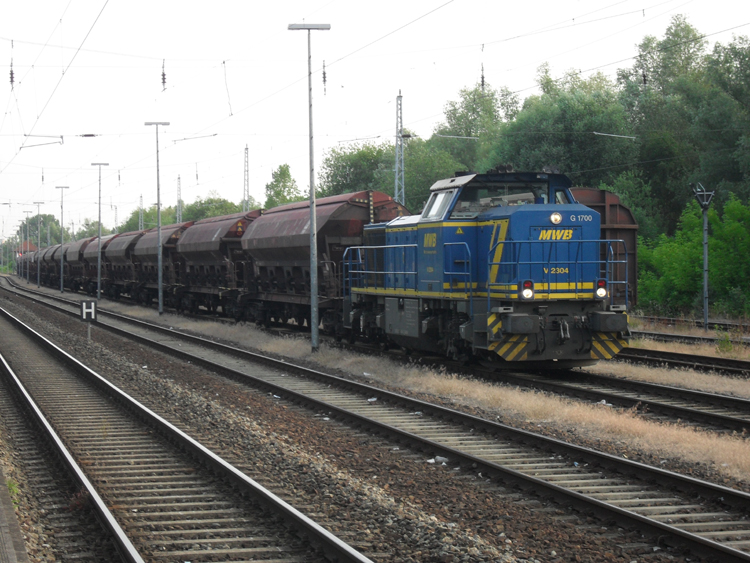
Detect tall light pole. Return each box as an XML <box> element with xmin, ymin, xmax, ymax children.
<box><xmin>23</xmin><ymin>210</ymin><xmax>32</xmax><ymax>283</ymax></box>
<box><xmin>16</xmin><ymin>222</ymin><xmax>23</xmax><ymax>277</ymax></box>
<box><xmin>33</xmin><ymin>201</ymin><xmax>44</xmax><ymax>287</ymax></box>
<box><xmin>1</xmin><ymin>202</ymin><xmax>10</xmax><ymax>273</ymax></box>
<box><xmin>145</xmin><ymin>122</ymin><xmax>169</xmax><ymax>314</ymax></box>
<box><xmin>288</xmin><ymin>22</ymin><xmax>330</xmax><ymax>353</ymax></box>
<box><xmin>0</xmin><ymin>202</ymin><xmax>10</xmax><ymax>274</ymax></box>
<box><xmin>92</xmin><ymin>162</ymin><xmax>109</xmax><ymax>300</ymax></box>
<box><xmin>16</xmin><ymin>223</ymin><xmax>23</xmax><ymax>277</ymax></box>
<box><xmin>56</xmin><ymin>186</ymin><xmax>69</xmax><ymax>293</ymax></box>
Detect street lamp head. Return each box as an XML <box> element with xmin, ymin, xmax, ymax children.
<box><xmin>288</xmin><ymin>23</ymin><xmax>331</xmax><ymax>30</ymax></box>
<box><xmin>145</xmin><ymin>122</ymin><xmax>170</xmax><ymax>126</ymax></box>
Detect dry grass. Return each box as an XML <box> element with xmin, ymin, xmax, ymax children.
<box><xmin>583</xmin><ymin>360</ymin><xmax>750</xmax><ymax>399</ymax></box>
<box><xmin>628</xmin><ymin>335</ymin><xmax>750</xmax><ymax>361</ymax></box>
<box><xmin>631</xmin><ymin>317</ymin><xmax>750</xmax><ymax>361</ymax></box>
<box><xmin>631</xmin><ymin>316</ymin><xmax>750</xmax><ymax>337</ymax></box>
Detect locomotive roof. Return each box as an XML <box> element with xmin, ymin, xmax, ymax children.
<box><xmin>429</xmin><ymin>171</ymin><xmax>573</xmax><ymax>192</ymax></box>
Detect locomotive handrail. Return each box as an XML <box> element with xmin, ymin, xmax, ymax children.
<box><xmin>487</xmin><ymin>238</ymin><xmax>629</xmax><ymax>309</ymax></box>
<box><xmin>342</xmin><ymin>244</ymin><xmax>418</xmax><ymax>295</ymax></box>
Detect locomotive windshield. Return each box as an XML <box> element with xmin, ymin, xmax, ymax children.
<box><xmin>448</xmin><ymin>181</ymin><xmax>569</xmax><ymax>219</ymax></box>
<box><xmin>421</xmin><ymin>189</ymin><xmax>455</xmax><ymax>220</ymax></box>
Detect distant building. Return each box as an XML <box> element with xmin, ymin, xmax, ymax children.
<box><xmin>16</xmin><ymin>241</ymin><xmax>38</xmax><ymax>254</ymax></box>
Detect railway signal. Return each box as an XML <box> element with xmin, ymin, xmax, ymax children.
<box><xmin>692</xmin><ymin>183</ymin><xmax>714</xmax><ymax>332</ymax></box>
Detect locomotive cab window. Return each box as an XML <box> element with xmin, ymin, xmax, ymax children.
<box><xmin>421</xmin><ymin>190</ymin><xmax>455</xmax><ymax>220</ymax></box>
<box><xmin>449</xmin><ymin>182</ymin><xmax>550</xmax><ymax>219</ymax></box>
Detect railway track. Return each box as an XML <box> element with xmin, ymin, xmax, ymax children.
<box><xmin>0</xmin><ymin>306</ymin><xmax>372</xmax><ymax>563</ymax></box>
<box><xmin>632</xmin><ymin>329</ymin><xmax>750</xmax><ymax>347</ymax></box>
<box><xmin>633</xmin><ymin>315</ymin><xmax>750</xmax><ymax>335</ymax></box>
<box><xmin>617</xmin><ymin>346</ymin><xmax>750</xmax><ymax>377</ymax></box>
<box><xmin>0</xmin><ymin>364</ymin><xmax>124</xmax><ymax>561</ymax></box>
<box><xmin>471</xmin><ymin>369</ymin><xmax>750</xmax><ymax>435</ymax></box>
<box><xmin>3</xmin><ymin>277</ymin><xmax>750</xmax><ymax>561</ymax></box>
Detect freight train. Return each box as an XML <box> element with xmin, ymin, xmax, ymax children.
<box><xmin>17</xmin><ymin>168</ymin><xmax>635</xmax><ymax>368</ymax></box>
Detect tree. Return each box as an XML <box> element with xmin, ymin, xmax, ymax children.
<box><xmin>637</xmin><ymin>197</ymin><xmax>750</xmax><ymax>317</ymax></box>
<box><xmin>481</xmin><ymin>70</ymin><xmax>637</xmax><ymax>187</ymax></box>
<box><xmin>183</xmin><ymin>191</ymin><xmax>241</xmax><ymax>221</ymax></box>
<box><xmin>389</xmin><ymin>137</ymin><xmax>464</xmax><ymax>212</ymax></box>
<box><xmin>241</xmin><ymin>195</ymin><xmax>262</xmax><ymax>211</ymax></box>
<box><xmin>318</xmin><ymin>137</ymin><xmax>463</xmax><ymax>213</ymax></box>
<box><xmin>432</xmin><ymin>84</ymin><xmax>513</xmax><ymax>171</ymax></box>
<box><xmin>630</xmin><ymin>15</ymin><xmax>707</xmax><ymax>93</ymax></box>
<box><xmin>118</xmin><ymin>205</ymin><xmax>176</xmax><ymax>233</ymax></box>
<box><xmin>74</xmin><ymin>219</ymin><xmax>112</xmax><ymax>240</ymax></box>
<box><xmin>598</xmin><ymin>171</ymin><xmax>661</xmax><ymax>240</ymax></box>
<box><xmin>318</xmin><ymin>142</ymin><xmax>393</xmax><ymax>197</ymax></box>
<box><xmin>264</xmin><ymin>164</ymin><xmax>304</xmax><ymax>208</ymax></box>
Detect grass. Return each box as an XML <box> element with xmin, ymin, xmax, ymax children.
<box><xmin>627</xmin><ymin>334</ymin><xmax>750</xmax><ymax>361</ymax></box>
<box><xmin>6</xmin><ymin>478</ymin><xmax>19</xmax><ymax>507</ymax></box>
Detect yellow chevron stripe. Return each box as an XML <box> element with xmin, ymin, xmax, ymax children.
<box><xmin>591</xmin><ymin>340</ymin><xmax>611</xmax><ymax>359</ymax></box>
<box><xmin>504</xmin><ymin>341</ymin><xmax>529</xmax><ymax>361</ymax></box>
<box><xmin>489</xmin><ymin>219</ymin><xmax>509</xmax><ymax>286</ymax></box>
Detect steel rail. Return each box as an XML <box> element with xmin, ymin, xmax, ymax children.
<box><xmin>0</xmin><ymin>334</ymin><xmax>145</xmax><ymax>563</ymax></box>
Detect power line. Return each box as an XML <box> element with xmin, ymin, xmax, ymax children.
<box><xmin>1</xmin><ymin>1</ymin><xmax>110</xmax><ymax>175</ymax></box>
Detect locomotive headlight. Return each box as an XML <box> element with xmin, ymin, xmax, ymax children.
<box><xmin>519</xmin><ymin>279</ymin><xmax>534</xmax><ymax>300</ymax></box>
<box><xmin>550</xmin><ymin>212</ymin><xmax>562</xmax><ymax>225</ymax></box>
<box><xmin>595</xmin><ymin>279</ymin><xmax>608</xmax><ymax>299</ymax></box>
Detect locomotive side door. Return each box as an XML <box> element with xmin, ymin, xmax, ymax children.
<box><xmin>417</xmin><ymin>189</ymin><xmax>455</xmax><ymax>295</ymax></box>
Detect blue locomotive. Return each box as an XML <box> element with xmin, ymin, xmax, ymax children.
<box><xmin>343</xmin><ymin>168</ymin><xmax>630</xmax><ymax>367</ymax></box>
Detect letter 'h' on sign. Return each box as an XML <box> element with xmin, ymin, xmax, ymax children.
<box><xmin>81</xmin><ymin>300</ymin><xmax>97</xmax><ymax>322</ymax></box>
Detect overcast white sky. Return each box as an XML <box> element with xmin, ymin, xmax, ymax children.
<box><xmin>0</xmin><ymin>0</ymin><xmax>747</xmax><ymax>239</ymax></box>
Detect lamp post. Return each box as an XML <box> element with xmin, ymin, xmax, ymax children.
<box><xmin>288</xmin><ymin>22</ymin><xmax>330</xmax><ymax>353</ymax></box>
<box><xmin>692</xmin><ymin>183</ymin><xmax>714</xmax><ymax>332</ymax></box>
<box><xmin>144</xmin><ymin>122</ymin><xmax>169</xmax><ymax>314</ymax></box>
<box><xmin>33</xmin><ymin>201</ymin><xmax>44</xmax><ymax>287</ymax></box>
<box><xmin>1</xmin><ymin>203</ymin><xmax>9</xmax><ymax>273</ymax></box>
<box><xmin>56</xmin><ymin>186</ymin><xmax>69</xmax><ymax>293</ymax></box>
<box><xmin>17</xmin><ymin>222</ymin><xmax>23</xmax><ymax>277</ymax></box>
<box><xmin>23</xmin><ymin>210</ymin><xmax>32</xmax><ymax>283</ymax></box>
<box><xmin>92</xmin><ymin>162</ymin><xmax>109</xmax><ymax>300</ymax></box>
